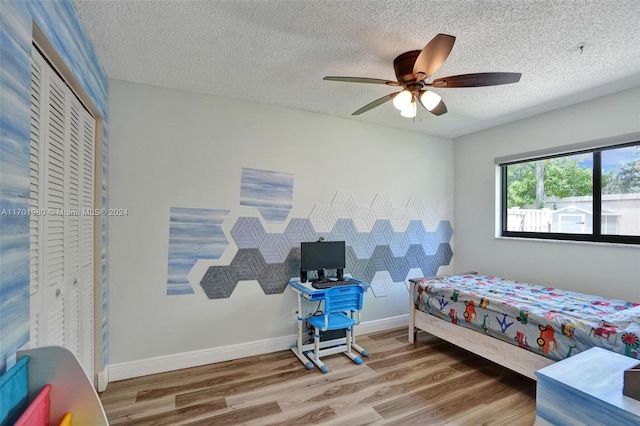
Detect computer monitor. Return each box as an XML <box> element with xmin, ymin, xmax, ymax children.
<box><xmin>300</xmin><ymin>241</ymin><xmax>345</xmax><ymax>282</ymax></box>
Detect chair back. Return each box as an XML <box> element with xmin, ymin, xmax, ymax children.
<box><xmin>324</xmin><ymin>285</ymin><xmax>363</xmax><ymax>314</ymax></box>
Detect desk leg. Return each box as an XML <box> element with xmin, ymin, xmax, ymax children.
<box><xmin>351</xmin><ymin>323</ymin><xmax>369</xmax><ymax>358</ymax></box>
<box><xmin>351</xmin><ymin>343</ymin><xmax>369</xmax><ymax>357</ymax></box>
<box><xmin>290</xmin><ymin>292</ymin><xmax>313</xmax><ymax>370</ymax></box>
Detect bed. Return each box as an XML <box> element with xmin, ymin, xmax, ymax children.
<box><xmin>408</xmin><ymin>273</ymin><xmax>640</xmax><ymax>380</ymax></box>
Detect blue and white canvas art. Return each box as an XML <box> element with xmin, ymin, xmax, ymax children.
<box><xmin>167</xmin><ymin>207</ymin><xmax>230</xmax><ymax>295</ymax></box>
<box><xmin>240</xmin><ymin>167</ymin><xmax>293</xmax><ymax>222</ymax></box>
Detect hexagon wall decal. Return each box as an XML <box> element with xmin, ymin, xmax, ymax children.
<box><xmin>406</xmin><ymin>220</ymin><xmax>427</xmax><ymax>245</ymax></box>
<box><xmin>405</xmin><ymin>244</ymin><xmax>427</xmax><ymax>269</ymax></box>
<box><xmin>329</xmin><ymin>218</ymin><xmax>358</xmax><ymax>246</ymax></box>
<box><xmin>200</xmin><ymin>266</ymin><xmax>238</xmax><ymax>299</ymax></box>
<box><xmin>422</xmin><ymin>207</ymin><xmax>440</xmax><ymax>232</ymax></box>
<box><xmin>390</xmin><ymin>208</ymin><xmax>410</xmax><ymax>232</ymax></box>
<box><xmin>230</xmin><ymin>249</ymin><xmax>267</xmax><ymax>281</ymax></box>
<box><xmin>231</xmin><ymin>216</ymin><xmax>266</xmax><ymax>249</ymax></box>
<box><xmin>421</xmin><ymin>255</ymin><xmax>440</xmax><ymax>277</ymax></box>
<box><xmin>389</xmin><ymin>231</ymin><xmax>411</xmax><ymax>257</ymax></box>
<box><xmin>370</xmin><ymin>245</ymin><xmax>394</xmax><ymax>272</ymax></box>
<box><xmin>351</xmin><ymin>232</ymin><xmax>377</xmax><ymax>259</ymax></box>
<box><xmin>371</xmin><ymin>194</ymin><xmax>394</xmax><ymax>220</ymax></box>
<box><xmin>436</xmin><ymin>220</ymin><xmax>454</xmax><ymax>243</ymax></box>
<box><xmin>283</xmin><ymin>248</ymin><xmax>302</xmax><ymax>280</ymax></box>
<box><xmin>176</xmin><ymin>192</ymin><xmax>453</xmax><ymax>299</ymax></box>
<box><xmin>258</xmin><ymin>263</ymin><xmax>290</xmax><ymax>294</ymax></box>
<box><xmin>406</xmin><ymin>197</ymin><xmax>426</xmax><ymax>220</ymax></box>
<box><xmin>435</xmin><ymin>243</ymin><xmax>454</xmax><ymax>267</ymax></box>
<box><xmin>259</xmin><ymin>233</ymin><xmax>290</xmax><ymax>264</ymax></box>
<box><xmin>352</xmin><ymin>205</ymin><xmax>377</xmax><ymax>232</ymax></box>
<box><xmin>422</xmin><ymin>232</ymin><xmax>440</xmax><ymax>256</ymax></box>
<box><xmin>331</xmin><ymin>191</ymin><xmax>357</xmax><ymax>218</ymax></box>
<box><xmin>284</xmin><ymin>218</ymin><xmax>317</xmax><ymax>246</ymax></box>
<box><xmin>389</xmin><ymin>256</ymin><xmax>410</xmax><ymax>283</ymax></box>
<box><xmin>348</xmin><ymin>256</ymin><xmax>376</xmax><ymax>284</ymax></box>
<box><xmin>309</xmin><ymin>203</ymin><xmax>337</xmax><ymax>234</ymax></box>
<box><xmin>370</xmin><ymin>271</ymin><xmax>393</xmax><ymax>297</ymax></box>
<box><xmin>371</xmin><ymin>219</ymin><xmax>394</xmax><ymax>246</ymax></box>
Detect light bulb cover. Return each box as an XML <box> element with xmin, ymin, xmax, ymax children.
<box><xmin>400</xmin><ymin>101</ymin><xmax>417</xmax><ymax>118</ymax></box>
<box><xmin>393</xmin><ymin>90</ymin><xmax>412</xmax><ymax>111</ymax></box>
<box><xmin>420</xmin><ymin>90</ymin><xmax>442</xmax><ymax>111</ymax></box>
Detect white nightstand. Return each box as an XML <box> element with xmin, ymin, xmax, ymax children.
<box><xmin>535</xmin><ymin>347</ymin><xmax>640</xmax><ymax>425</ymax></box>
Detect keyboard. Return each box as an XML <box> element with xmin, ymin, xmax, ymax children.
<box><xmin>311</xmin><ymin>279</ymin><xmax>359</xmax><ymax>289</ymax></box>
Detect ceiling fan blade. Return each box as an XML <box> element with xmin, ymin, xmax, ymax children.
<box><xmin>352</xmin><ymin>93</ymin><xmax>398</xmax><ymax>115</ymax></box>
<box><xmin>324</xmin><ymin>76</ymin><xmax>400</xmax><ymax>86</ymax></box>
<box><xmin>432</xmin><ymin>72</ymin><xmax>522</xmax><ymax>88</ymax></box>
<box><xmin>413</xmin><ymin>34</ymin><xmax>456</xmax><ymax>81</ymax></box>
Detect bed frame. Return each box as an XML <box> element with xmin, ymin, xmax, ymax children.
<box><xmin>408</xmin><ymin>275</ymin><xmax>554</xmax><ymax>380</ymax></box>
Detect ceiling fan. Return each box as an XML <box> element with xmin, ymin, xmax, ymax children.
<box><xmin>324</xmin><ymin>33</ymin><xmax>521</xmax><ymax>118</ymax></box>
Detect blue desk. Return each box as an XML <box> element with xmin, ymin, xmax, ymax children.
<box><xmin>289</xmin><ymin>277</ymin><xmax>370</xmax><ymax>370</ymax></box>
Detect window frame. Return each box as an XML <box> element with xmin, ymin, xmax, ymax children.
<box><xmin>500</xmin><ymin>141</ymin><xmax>640</xmax><ymax>245</ymax></box>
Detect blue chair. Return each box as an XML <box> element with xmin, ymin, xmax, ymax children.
<box><xmin>306</xmin><ymin>285</ymin><xmax>364</xmax><ymax>373</ymax></box>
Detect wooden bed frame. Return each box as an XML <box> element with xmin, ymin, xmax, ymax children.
<box><xmin>408</xmin><ymin>276</ymin><xmax>554</xmax><ymax>380</ymax></box>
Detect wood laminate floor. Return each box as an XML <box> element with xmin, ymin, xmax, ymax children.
<box><xmin>99</xmin><ymin>328</ymin><xmax>537</xmax><ymax>425</ymax></box>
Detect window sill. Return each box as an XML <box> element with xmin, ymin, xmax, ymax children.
<box><xmin>495</xmin><ymin>236</ymin><xmax>640</xmax><ymax>249</ymax></box>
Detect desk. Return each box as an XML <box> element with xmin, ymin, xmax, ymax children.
<box><xmin>288</xmin><ymin>277</ymin><xmax>370</xmax><ymax>370</ymax></box>
<box><xmin>535</xmin><ymin>347</ymin><xmax>640</xmax><ymax>425</ymax></box>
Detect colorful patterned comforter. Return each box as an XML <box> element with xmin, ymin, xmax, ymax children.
<box><xmin>412</xmin><ymin>274</ymin><xmax>640</xmax><ymax>361</ymax></box>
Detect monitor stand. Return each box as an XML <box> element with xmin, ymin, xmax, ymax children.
<box><xmin>336</xmin><ymin>268</ymin><xmax>344</xmax><ymax>280</ymax></box>
<box><xmin>314</xmin><ymin>269</ymin><xmax>325</xmax><ymax>282</ymax></box>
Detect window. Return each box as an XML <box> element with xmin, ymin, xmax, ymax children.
<box><xmin>500</xmin><ymin>142</ymin><xmax>640</xmax><ymax>244</ymax></box>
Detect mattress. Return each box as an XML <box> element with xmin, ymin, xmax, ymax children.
<box><xmin>412</xmin><ymin>274</ymin><xmax>640</xmax><ymax>362</ymax></box>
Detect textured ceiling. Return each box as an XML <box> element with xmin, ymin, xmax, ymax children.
<box><xmin>72</xmin><ymin>0</ymin><xmax>640</xmax><ymax>138</ymax></box>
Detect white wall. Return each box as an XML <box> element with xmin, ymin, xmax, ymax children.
<box><xmin>454</xmin><ymin>86</ymin><xmax>640</xmax><ymax>301</ymax></box>
<box><xmin>107</xmin><ymin>80</ymin><xmax>453</xmax><ymax>366</ymax></box>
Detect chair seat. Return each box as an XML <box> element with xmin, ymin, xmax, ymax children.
<box><xmin>308</xmin><ymin>312</ymin><xmax>356</xmax><ymax>331</ymax></box>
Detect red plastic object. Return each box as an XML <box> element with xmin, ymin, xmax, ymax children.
<box><xmin>15</xmin><ymin>384</ymin><xmax>52</xmax><ymax>426</ymax></box>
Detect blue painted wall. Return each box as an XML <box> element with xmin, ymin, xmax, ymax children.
<box><xmin>0</xmin><ymin>0</ymin><xmax>108</xmax><ymax>373</ymax></box>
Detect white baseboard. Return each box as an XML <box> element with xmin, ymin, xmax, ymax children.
<box><xmin>356</xmin><ymin>314</ymin><xmax>408</xmax><ymax>335</ymax></box>
<box><xmin>108</xmin><ymin>314</ymin><xmax>408</xmax><ymax>382</ymax></box>
<box><xmin>97</xmin><ymin>366</ymin><xmax>109</xmax><ymax>392</ymax></box>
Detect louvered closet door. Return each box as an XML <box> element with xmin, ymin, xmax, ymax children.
<box><xmin>29</xmin><ymin>53</ymin><xmax>44</xmax><ymax>347</ymax></box>
<box><xmin>29</xmin><ymin>47</ymin><xmax>96</xmax><ymax>382</ymax></box>
<box><xmin>79</xmin><ymin>108</ymin><xmax>95</xmax><ymax>381</ymax></box>
<box><xmin>43</xmin><ymin>63</ymin><xmax>67</xmax><ymax>348</ymax></box>
<box><xmin>66</xmin><ymin>97</ymin><xmax>82</xmax><ymax>358</ymax></box>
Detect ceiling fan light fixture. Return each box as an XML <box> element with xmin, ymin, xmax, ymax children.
<box><xmin>393</xmin><ymin>90</ymin><xmax>412</xmax><ymax>111</ymax></box>
<box><xmin>323</xmin><ymin>34</ymin><xmax>522</xmax><ymax>117</ymax></box>
<box><xmin>400</xmin><ymin>100</ymin><xmax>417</xmax><ymax>118</ymax></box>
<box><xmin>421</xmin><ymin>90</ymin><xmax>442</xmax><ymax>111</ymax></box>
